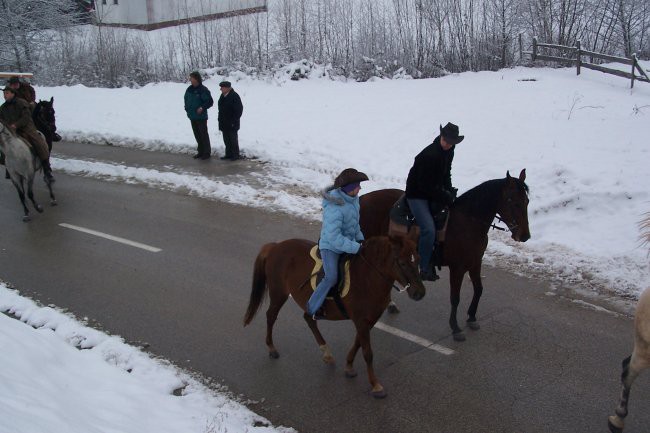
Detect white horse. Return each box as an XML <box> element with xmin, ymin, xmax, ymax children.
<box><xmin>0</xmin><ymin>121</ymin><xmax>56</xmax><ymax>221</ymax></box>
<box><xmin>608</xmin><ymin>215</ymin><xmax>650</xmax><ymax>433</ymax></box>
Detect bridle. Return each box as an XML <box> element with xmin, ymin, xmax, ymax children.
<box><xmin>454</xmin><ymin>190</ymin><xmax>525</xmax><ymax>235</ymax></box>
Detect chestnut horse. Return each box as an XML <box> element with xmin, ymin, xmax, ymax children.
<box><xmin>608</xmin><ymin>214</ymin><xmax>650</xmax><ymax>432</ymax></box>
<box><xmin>359</xmin><ymin>170</ymin><xmax>530</xmax><ymax>341</ymax></box>
<box><xmin>243</xmin><ymin>233</ymin><xmax>426</xmax><ymax>398</ymax></box>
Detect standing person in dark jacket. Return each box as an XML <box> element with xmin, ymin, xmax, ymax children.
<box><xmin>184</xmin><ymin>71</ymin><xmax>214</xmax><ymax>160</ymax></box>
<box><xmin>217</xmin><ymin>81</ymin><xmax>243</xmax><ymax>160</ymax></box>
<box><xmin>405</xmin><ymin>122</ymin><xmax>464</xmax><ymax>281</ymax></box>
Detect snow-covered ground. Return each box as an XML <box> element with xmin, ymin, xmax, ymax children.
<box><xmin>38</xmin><ymin>65</ymin><xmax>650</xmax><ymax>299</ymax></box>
<box><xmin>0</xmin><ymin>282</ymin><xmax>294</xmax><ymax>433</ymax></box>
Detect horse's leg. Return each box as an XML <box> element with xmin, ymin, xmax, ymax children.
<box><xmin>355</xmin><ymin>321</ymin><xmax>385</xmax><ymax>398</ymax></box>
<box><xmin>46</xmin><ymin>175</ymin><xmax>57</xmax><ymax>206</ymax></box>
<box><xmin>265</xmin><ymin>289</ymin><xmax>289</xmax><ymax>359</ymax></box>
<box><xmin>303</xmin><ymin>312</ymin><xmax>335</xmax><ymax>364</ymax></box>
<box><xmin>608</xmin><ymin>351</ymin><xmax>649</xmax><ymax>432</ymax></box>
<box><xmin>11</xmin><ymin>177</ymin><xmax>30</xmax><ymax>221</ymax></box>
<box><xmin>345</xmin><ymin>333</ymin><xmax>361</xmax><ymax>378</ymax></box>
<box><xmin>466</xmin><ymin>264</ymin><xmax>484</xmax><ymax>330</ymax></box>
<box><xmin>449</xmin><ymin>267</ymin><xmax>466</xmax><ymax>342</ymax></box>
<box><xmin>26</xmin><ymin>176</ymin><xmax>43</xmax><ymax>213</ymax></box>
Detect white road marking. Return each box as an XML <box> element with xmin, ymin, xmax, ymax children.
<box><xmin>375</xmin><ymin>321</ymin><xmax>455</xmax><ymax>356</ymax></box>
<box><xmin>59</xmin><ymin>223</ymin><xmax>162</xmax><ymax>253</ymax></box>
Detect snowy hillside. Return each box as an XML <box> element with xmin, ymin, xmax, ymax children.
<box><xmin>38</xmin><ymin>65</ymin><xmax>650</xmax><ymax>299</ymax></box>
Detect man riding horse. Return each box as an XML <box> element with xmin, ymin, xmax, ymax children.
<box><xmin>7</xmin><ymin>76</ymin><xmax>36</xmax><ymax>110</ymax></box>
<box><xmin>7</xmin><ymin>76</ymin><xmax>61</xmax><ymax>143</ymax></box>
<box><xmin>0</xmin><ymin>86</ymin><xmax>55</xmax><ymax>183</ymax></box>
<box><xmin>405</xmin><ymin>122</ymin><xmax>464</xmax><ymax>281</ymax></box>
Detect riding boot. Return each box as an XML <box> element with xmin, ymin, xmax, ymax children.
<box><xmin>42</xmin><ymin>159</ymin><xmax>55</xmax><ymax>183</ymax></box>
<box><xmin>420</xmin><ymin>259</ymin><xmax>440</xmax><ymax>282</ymax></box>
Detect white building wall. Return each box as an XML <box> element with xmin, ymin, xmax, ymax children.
<box><xmin>95</xmin><ymin>0</ymin><xmax>267</xmax><ymax>26</ymax></box>
<box><xmin>148</xmin><ymin>0</ymin><xmax>267</xmax><ymax>23</ymax></box>
<box><xmin>95</xmin><ymin>1</ymin><xmax>148</xmax><ymax>25</ymax></box>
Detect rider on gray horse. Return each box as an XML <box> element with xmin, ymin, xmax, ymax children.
<box><xmin>0</xmin><ymin>86</ymin><xmax>54</xmax><ymax>183</ymax></box>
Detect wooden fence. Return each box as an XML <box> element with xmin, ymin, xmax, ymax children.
<box><xmin>520</xmin><ymin>36</ymin><xmax>650</xmax><ymax>88</ymax></box>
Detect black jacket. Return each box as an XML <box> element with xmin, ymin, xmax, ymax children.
<box><xmin>405</xmin><ymin>136</ymin><xmax>454</xmax><ymax>203</ymax></box>
<box><xmin>217</xmin><ymin>89</ymin><xmax>243</xmax><ymax>131</ymax></box>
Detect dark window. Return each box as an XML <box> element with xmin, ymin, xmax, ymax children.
<box><xmin>113</xmin><ymin>0</ymin><xmax>118</xmax><ymax>4</ymax></box>
<box><xmin>102</xmin><ymin>0</ymin><xmax>106</xmax><ymax>4</ymax></box>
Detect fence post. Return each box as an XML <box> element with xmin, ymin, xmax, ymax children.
<box><xmin>532</xmin><ymin>37</ymin><xmax>538</xmax><ymax>61</ymax></box>
<box><xmin>576</xmin><ymin>40</ymin><xmax>581</xmax><ymax>75</ymax></box>
<box><xmin>631</xmin><ymin>53</ymin><xmax>637</xmax><ymax>89</ymax></box>
<box><xmin>519</xmin><ymin>33</ymin><xmax>523</xmax><ymax>63</ymax></box>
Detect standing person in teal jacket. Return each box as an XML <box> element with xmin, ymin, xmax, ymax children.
<box><xmin>184</xmin><ymin>71</ymin><xmax>214</xmax><ymax>160</ymax></box>
<box><xmin>307</xmin><ymin>168</ymin><xmax>369</xmax><ymax>319</ymax></box>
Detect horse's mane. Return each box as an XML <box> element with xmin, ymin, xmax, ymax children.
<box><xmin>641</xmin><ymin>213</ymin><xmax>650</xmax><ymax>252</ymax></box>
<box><xmin>453</xmin><ymin>177</ymin><xmax>529</xmax><ymax>216</ymax></box>
<box><xmin>359</xmin><ymin>236</ymin><xmax>392</xmax><ymax>261</ymax></box>
<box><xmin>0</xmin><ymin>119</ymin><xmax>16</xmax><ymax>137</ymax></box>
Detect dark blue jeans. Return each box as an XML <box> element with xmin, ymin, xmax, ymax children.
<box><xmin>407</xmin><ymin>198</ymin><xmax>436</xmax><ymax>270</ymax></box>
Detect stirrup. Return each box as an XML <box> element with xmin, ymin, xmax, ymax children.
<box><xmin>420</xmin><ymin>268</ymin><xmax>439</xmax><ymax>282</ymax></box>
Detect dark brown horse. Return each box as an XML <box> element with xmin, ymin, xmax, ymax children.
<box><xmin>243</xmin><ymin>233</ymin><xmax>426</xmax><ymax>398</ymax></box>
<box><xmin>32</xmin><ymin>98</ymin><xmax>58</xmax><ymax>152</ymax></box>
<box><xmin>360</xmin><ymin>170</ymin><xmax>531</xmax><ymax>341</ymax></box>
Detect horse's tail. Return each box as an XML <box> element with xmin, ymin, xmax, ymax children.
<box><xmin>243</xmin><ymin>242</ymin><xmax>276</xmax><ymax>326</ymax></box>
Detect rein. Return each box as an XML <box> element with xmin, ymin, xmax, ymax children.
<box><xmin>358</xmin><ymin>248</ymin><xmax>410</xmax><ymax>293</ymax></box>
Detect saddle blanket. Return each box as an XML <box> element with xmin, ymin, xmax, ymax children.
<box><xmin>309</xmin><ymin>245</ymin><xmax>351</xmax><ymax>298</ymax></box>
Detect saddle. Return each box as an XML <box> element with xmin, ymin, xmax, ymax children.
<box><xmin>389</xmin><ymin>194</ymin><xmax>450</xmax><ymax>267</ymax></box>
<box><xmin>309</xmin><ymin>245</ymin><xmax>352</xmax><ymax>318</ymax></box>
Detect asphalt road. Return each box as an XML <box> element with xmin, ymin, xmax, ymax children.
<box><xmin>1</xmin><ymin>145</ymin><xmax>648</xmax><ymax>433</ymax></box>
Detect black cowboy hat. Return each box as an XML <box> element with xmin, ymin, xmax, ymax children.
<box><xmin>440</xmin><ymin>122</ymin><xmax>464</xmax><ymax>145</ymax></box>
<box><xmin>2</xmin><ymin>86</ymin><xmax>16</xmax><ymax>94</ymax></box>
<box><xmin>7</xmin><ymin>76</ymin><xmax>20</xmax><ymax>84</ymax></box>
<box><xmin>334</xmin><ymin>168</ymin><xmax>369</xmax><ymax>189</ymax></box>
<box><xmin>219</xmin><ymin>81</ymin><xmax>232</xmax><ymax>88</ymax></box>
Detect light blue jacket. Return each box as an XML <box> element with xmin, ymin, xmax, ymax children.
<box><xmin>318</xmin><ymin>188</ymin><xmax>364</xmax><ymax>254</ymax></box>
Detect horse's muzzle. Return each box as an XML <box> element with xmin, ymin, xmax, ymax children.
<box><xmin>512</xmin><ymin>230</ymin><xmax>531</xmax><ymax>242</ymax></box>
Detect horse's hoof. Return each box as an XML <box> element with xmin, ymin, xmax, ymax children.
<box><xmin>22</xmin><ymin>215</ymin><xmax>31</xmax><ymax>222</ymax></box>
<box><xmin>453</xmin><ymin>332</ymin><xmax>466</xmax><ymax>342</ymax></box>
<box><xmin>322</xmin><ymin>354</ymin><xmax>335</xmax><ymax>364</ymax></box>
<box><xmin>345</xmin><ymin>368</ymin><xmax>357</xmax><ymax>378</ymax></box>
<box><xmin>467</xmin><ymin>321</ymin><xmax>480</xmax><ymax>331</ymax></box>
<box><xmin>36</xmin><ymin>205</ymin><xmax>43</xmax><ymax>213</ymax></box>
<box><xmin>387</xmin><ymin>303</ymin><xmax>400</xmax><ymax>314</ymax></box>
<box><xmin>371</xmin><ymin>386</ymin><xmax>387</xmax><ymax>399</ymax></box>
<box><xmin>269</xmin><ymin>350</ymin><xmax>279</xmax><ymax>359</ymax></box>
<box><xmin>51</xmin><ymin>200</ymin><xmax>57</xmax><ymax>206</ymax></box>
<box><xmin>607</xmin><ymin>416</ymin><xmax>624</xmax><ymax>433</ymax></box>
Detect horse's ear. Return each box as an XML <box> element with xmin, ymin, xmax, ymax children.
<box><xmin>50</xmin><ymin>97</ymin><xmax>53</xmax><ymax>103</ymax></box>
<box><xmin>506</xmin><ymin>170</ymin><xmax>511</xmax><ymax>179</ymax></box>
<box><xmin>519</xmin><ymin>168</ymin><xmax>526</xmax><ymax>182</ymax></box>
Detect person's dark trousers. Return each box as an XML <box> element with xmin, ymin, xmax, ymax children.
<box><xmin>222</xmin><ymin>130</ymin><xmax>240</xmax><ymax>159</ymax></box>
<box><xmin>190</xmin><ymin>119</ymin><xmax>211</xmax><ymax>156</ymax></box>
